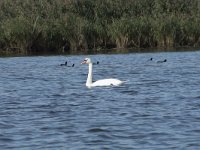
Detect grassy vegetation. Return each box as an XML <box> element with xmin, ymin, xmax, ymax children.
<box><xmin>0</xmin><ymin>0</ymin><xmax>199</xmax><ymax>55</ymax></box>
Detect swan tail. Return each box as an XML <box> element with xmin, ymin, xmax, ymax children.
<box><xmin>121</xmin><ymin>80</ymin><xmax>129</xmax><ymax>84</ymax></box>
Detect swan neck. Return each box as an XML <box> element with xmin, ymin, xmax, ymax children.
<box><xmin>86</xmin><ymin>63</ymin><xmax>93</xmax><ymax>86</ymax></box>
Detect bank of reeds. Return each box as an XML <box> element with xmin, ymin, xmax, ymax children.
<box><xmin>0</xmin><ymin>0</ymin><xmax>199</xmax><ymax>54</ymax></box>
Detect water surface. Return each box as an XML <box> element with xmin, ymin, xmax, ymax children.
<box><xmin>1</xmin><ymin>51</ymin><xmax>200</xmax><ymax>149</ymax></box>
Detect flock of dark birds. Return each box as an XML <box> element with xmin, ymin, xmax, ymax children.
<box><xmin>148</xmin><ymin>58</ymin><xmax>167</xmax><ymax>63</ymax></box>
<box><xmin>59</xmin><ymin>57</ymin><xmax>166</xmax><ymax>67</ymax></box>
<box><xmin>60</xmin><ymin>61</ymin><xmax>75</xmax><ymax>67</ymax></box>
<box><xmin>60</xmin><ymin>60</ymin><xmax>99</xmax><ymax>67</ymax></box>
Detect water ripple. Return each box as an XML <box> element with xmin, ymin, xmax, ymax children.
<box><xmin>1</xmin><ymin>51</ymin><xmax>200</xmax><ymax>149</ymax></box>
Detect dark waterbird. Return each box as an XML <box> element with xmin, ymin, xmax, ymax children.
<box><xmin>157</xmin><ymin>59</ymin><xmax>167</xmax><ymax>63</ymax></box>
<box><xmin>60</xmin><ymin>61</ymin><xmax>75</xmax><ymax>67</ymax></box>
<box><xmin>60</xmin><ymin>61</ymin><xmax>68</xmax><ymax>66</ymax></box>
<box><xmin>148</xmin><ymin>58</ymin><xmax>153</xmax><ymax>61</ymax></box>
<box><xmin>93</xmin><ymin>61</ymin><xmax>100</xmax><ymax>65</ymax></box>
<box><xmin>68</xmin><ymin>64</ymin><xmax>75</xmax><ymax>67</ymax></box>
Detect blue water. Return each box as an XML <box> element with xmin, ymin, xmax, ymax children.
<box><xmin>0</xmin><ymin>51</ymin><xmax>200</xmax><ymax>149</ymax></box>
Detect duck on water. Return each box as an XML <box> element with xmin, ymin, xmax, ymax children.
<box><xmin>60</xmin><ymin>61</ymin><xmax>75</xmax><ymax>67</ymax></box>
<box><xmin>157</xmin><ymin>59</ymin><xmax>167</xmax><ymax>63</ymax></box>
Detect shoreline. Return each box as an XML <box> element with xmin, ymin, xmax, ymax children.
<box><xmin>0</xmin><ymin>47</ymin><xmax>200</xmax><ymax>57</ymax></box>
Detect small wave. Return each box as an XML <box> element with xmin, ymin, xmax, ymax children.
<box><xmin>148</xmin><ymin>132</ymin><xmax>170</xmax><ymax>137</ymax></box>
<box><xmin>195</xmin><ymin>96</ymin><xmax>200</xmax><ymax>99</ymax></box>
<box><xmin>52</xmin><ymin>94</ymin><xmax>64</xmax><ymax>97</ymax></box>
<box><xmin>0</xmin><ymin>137</ymin><xmax>14</xmax><ymax>142</ymax></box>
<box><xmin>120</xmin><ymin>90</ymin><xmax>138</xmax><ymax>95</ymax></box>
<box><xmin>87</xmin><ymin>128</ymin><xmax>109</xmax><ymax>133</ymax></box>
<box><xmin>0</xmin><ymin>122</ymin><xmax>15</xmax><ymax>129</ymax></box>
<box><xmin>88</xmin><ymin>139</ymin><xmax>106</xmax><ymax>143</ymax></box>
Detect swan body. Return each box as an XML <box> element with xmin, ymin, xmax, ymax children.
<box><xmin>89</xmin><ymin>79</ymin><xmax>123</xmax><ymax>87</ymax></box>
<box><xmin>81</xmin><ymin>58</ymin><xmax>124</xmax><ymax>88</ymax></box>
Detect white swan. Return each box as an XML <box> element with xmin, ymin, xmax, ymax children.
<box><xmin>81</xmin><ymin>58</ymin><xmax>124</xmax><ymax>88</ymax></box>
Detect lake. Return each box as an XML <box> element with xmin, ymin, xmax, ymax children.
<box><xmin>0</xmin><ymin>51</ymin><xmax>200</xmax><ymax>149</ymax></box>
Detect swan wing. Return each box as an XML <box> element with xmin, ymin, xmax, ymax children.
<box><xmin>92</xmin><ymin>78</ymin><xmax>123</xmax><ymax>87</ymax></box>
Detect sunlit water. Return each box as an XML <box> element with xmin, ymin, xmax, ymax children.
<box><xmin>1</xmin><ymin>51</ymin><xmax>200</xmax><ymax>149</ymax></box>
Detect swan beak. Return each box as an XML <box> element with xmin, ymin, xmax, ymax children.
<box><xmin>81</xmin><ymin>60</ymin><xmax>86</xmax><ymax>64</ymax></box>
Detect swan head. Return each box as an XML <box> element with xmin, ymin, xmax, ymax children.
<box><xmin>81</xmin><ymin>58</ymin><xmax>92</xmax><ymax>64</ymax></box>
